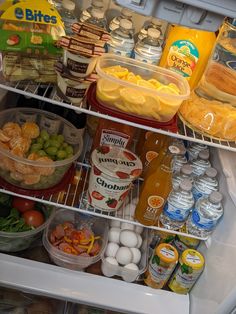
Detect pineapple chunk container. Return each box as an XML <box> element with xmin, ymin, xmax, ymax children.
<box><xmin>96</xmin><ymin>54</ymin><xmax>190</xmax><ymax>123</ymax></box>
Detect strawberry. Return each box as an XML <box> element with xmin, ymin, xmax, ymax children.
<box><xmin>123</xmin><ymin>151</ymin><xmax>136</xmax><ymax>161</ymax></box>
<box><xmin>92</xmin><ymin>191</ymin><xmax>104</xmax><ymax>200</ymax></box>
<box><xmin>93</xmin><ymin>166</ymin><xmax>101</xmax><ymax>175</ymax></box>
<box><xmin>119</xmin><ymin>190</ymin><xmax>129</xmax><ymax>201</ymax></box>
<box><xmin>97</xmin><ymin>146</ymin><xmax>110</xmax><ymax>154</ymax></box>
<box><xmin>130</xmin><ymin>168</ymin><xmax>142</xmax><ymax>177</ymax></box>
<box><xmin>116</xmin><ymin>171</ymin><xmax>129</xmax><ymax>179</ymax></box>
<box><xmin>106</xmin><ymin>198</ymin><xmax>118</xmax><ymax>209</ymax></box>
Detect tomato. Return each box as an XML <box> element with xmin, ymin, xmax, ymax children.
<box><xmin>22</xmin><ymin>210</ymin><xmax>45</xmax><ymax>228</ymax></box>
<box><xmin>12</xmin><ymin>197</ymin><xmax>35</xmax><ymax>213</ymax></box>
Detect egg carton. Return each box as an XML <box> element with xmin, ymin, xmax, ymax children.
<box><xmin>101</xmin><ymin>228</ymin><xmax>149</xmax><ymax>283</ymax></box>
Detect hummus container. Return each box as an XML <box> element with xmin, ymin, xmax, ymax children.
<box><xmin>88</xmin><ymin>146</ymin><xmax>142</xmax><ymax>212</ymax></box>
<box><xmin>63</xmin><ymin>50</ymin><xmax>97</xmax><ymax>78</ymax></box>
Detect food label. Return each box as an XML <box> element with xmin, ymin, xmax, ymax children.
<box><xmin>107</xmin><ymin>44</ymin><xmax>132</xmax><ymax>58</ymax></box>
<box><xmin>166</xmin><ymin>40</ymin><xmax>199</xmax><ymax>79</ymax></box>
<box><xmin>163</xmin><ymin>202</ymin><xmax>191</xmax><ymax>222</ymax></box>
<box><xmin>174</xmin><ymin>236</ymin><xmax>199</xmax><ymax>253</ymax></box>
<box><xmin>134</xmin><ymin>50</ymin><xmax>161</xmax><ymax>65</ymax></box>
<box><xmin>172</xmin><ymin>263</ymin><xmax>203</xmax><ymax>290</ymax></box>
<box><xmin>100</xmin><ymin>129</ymin><xmax>130</xmax><ymax>148</ymax></box>
<box><xmin>145</xmin><ymin>150</ymin><xmax>158</xmax><ymax>168</ymax></box>
<box><xmin>148</xmin><ymin>252</ymin><xmax>175</xmax><ymax>285</ymax></box>
<box><xmin>143</xmin><ymin>195</ymin><xmax>164</xmax><ymax>221</ymax></box>
<box><xmin>191</xmin><ymin>209</ymin><xmax>219</xmax><ymax>230</ymax></box>
<box><xmin>67</xmin><ymin>57</ymin><xmax>89</xmax><ymax>74</ymax></box>
<box><xmin>65</xmin><ymin>86</ymin><xmax>87</xmax><ymax>99</ymax></box>
<box><xmin>192</xmin><ymin>186</ymin><xmax>205</xmax><ymax>200</ymax></box>
<box><xmin>72</xmin><ymin>22</ymin><xmax>110</xmax><ymax>42</ymax></box>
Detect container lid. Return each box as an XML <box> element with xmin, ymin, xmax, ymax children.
<box><xmin>120</xmin><ymin>19</ymin><xmax>133</xmax><ymax>30</ymax></box>
<box><xmin>91</xmin><ymin>8</ymin><xmax>105</xmax><ymax>18</ymax></box>
<box><xmin>121</xmin><ymin>8</ymin><xmax>133</xmax><ymax>18</ymax></box>
<box><xmin>199</xmin><ymin>149</ymin><xmax>209</xmax><ymax>160</ymax></box>
<box><xmin>147</xmin><ymin>28</ymin><xmax>160</xmax><ymax>39</ymax></box>
<box><xmin>181</xmin><ymin>164</ymin><xmax>193</xmax><ymax>175</ymax></box>
<box><xmin>168</xmin><ymin>144</ymin><xmax>185</xmax><ymax>155</ymax></box>
<box><xmin>180</xmin><ymin>179</ymin><xmax>192</xmax><ymax>192</ymax></box>
<box><xmin>205</xmin><ymin>167</ymin><xmax>217</xmax><ymax>178</ymax></box>
<box><xmin>62</xmin><ymin>0</ymin><xmax>75</xmax><ymax>10</ymax></box>
<box><xmin>91</xmin><ymin>146</ymin><xmax>142</xmax><ymax>180</ymax></box>
<box><xmin>209</xmin><ymin>191</ymin><xmax>223</xmax><ymax>204</ymax></box>
<box><xmin>92</xmin><ymin>0</ymin><xmax>104</xmax><ymax>7</ymax></box>
<box><xmin>156</xmin><ymin>243</ymin><xmax>178</xmax><ymax>263</ymax></box>
<box><xmin>151</xmin><ymin>17</ymin><xmax>163</xmax><ymax>26</ymax></box>
<box><xmin>182</xmin><ymin>249</ymin><xmax>205</xmax><ymax>270</ymax></box>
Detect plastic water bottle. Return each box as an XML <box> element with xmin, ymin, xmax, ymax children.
<box><xmin>138</xmin><ymin>18</ymin><xmax>164</xmax><ymax>44</ymax></box>
<box><xmin>79</xmin><ymin>0</ymin><xmax>104</xmax><ymax>23</ymax></box>
<box><xmin>109</xmin><ymin>8</ymin><xmax>134</xmax><ymax>33</ymax></box>
<box><xmin>172</xmin><ymin>148</ymin><xmax>187</xmax><ymax>173</ymax></box>
<box><xmin>172</xmin><ymin>164</ymin><xmax>193</xmax><ymax>190</ymax></box>
<box><xmin>187</xmin><ymin>191</ymin><xmax>223</xmax><ymax>237</ymax></box>
<box><xmin>133</xmin><ymin>28</ymin><xmax>163</xmax><ymax>65</ymax></box>
<box><xmin>60</xmin><ymin>0</ymin><xmax>78</xmax><ymax>35</ymax></box>
<box><xmin>160</xmin><ymin>179</ymin><xmax>194</xmax><ymax>230</ymax></box>
<box><xmin>187</xmin><ymin>143</ymin><xmax>209</xmax><ymax>161</ymax></box>
<box><xmin>192</xmin><ymin>167</ymin><xmax>218</xmax><ymax>201</ymax></box>
<box><xmin>190</xmin><ymin>149</ymin><xmax>211</xmax><ymax>177</ymax></box>
<box><xmin>86</xmin><ymin>8</ymin><xmax>107</xmax><ymax>29</ymax></box>
<box><xmin>107</xmin><ymin>19</ymin><xmax>134</xmax><ymax>58</ymax></box>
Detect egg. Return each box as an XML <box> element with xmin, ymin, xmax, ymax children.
<box><xmin>110</xmin><ymin>220</ymin><xmax>121</xmax><ymax>228</ymax></box>
<box><xmin>116</xmin><ymin>247</ymin><xmax>133</xmax><ymax>265</ymax></box>
<box><xmin>124</xmin><ymin>263</ymin><xmax>139</xmax><ymax>271</ymax></box>
<box><xmin>135</xmin><ymin>225</ymin><xmax>144</xmax><ymax>234</ymax></box>
<box><xmin>136</xmin><ymin>234</ymin><xmax>143</xmax><ymax>249</ymax></box>
<box><xmin>105</xmin><ymin>242</ymin><xmax>119</xmax><ymax>258</ymax></box>
<box><xmin>120</xmin><ymin>222</ymin><xmax>135</xmax><ymax>231</ymax></box>
<box><xmin>130</xmin><ymin>248</ymin><xmax>141</xmax><ymax>264</ymax></box>
<box><xmin>105</xmin><ymin>257</ymin><xmax>118</xmax><ymax>266</ymax></box>
<box><xmin>120</xmin><ymin>230</ymin><xmax>138</xmax><ymax>248</ymax></box>
<box><xmin>108</xmin><ymin>227</ymin><xmax>121</xmax><ymax>243</ymax></box>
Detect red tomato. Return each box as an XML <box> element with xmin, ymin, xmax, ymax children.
<box><xmin>22</xmin><ymin>210</ymin><xmax>45</xmax><ymax>228</ymax></box>
<box><xmin>12</xmin><ymin>197</ymin><xmax>35</xmax><ymax>213</ymax></box>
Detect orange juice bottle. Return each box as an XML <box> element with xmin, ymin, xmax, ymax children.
<box><xmin>135</xmin><ymin>130</ymin><xmax>153</xmax><ymax>156</ymax></box>
<box><xmin>135</xmin><ymin>144</ymin><xmax>183</xmax><ymax>226</ymax></box>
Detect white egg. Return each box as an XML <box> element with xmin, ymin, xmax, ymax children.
<box><xmin>135</xmin><ymin>225</ymin><xmax>144</xmax><ymax>234</ymax></box>
<box><xmin>120</xmin><ymin>222</ymin><xmax>135</xmax><ymax>231</ymax></box>
<box><xmin>130</xmin><ymin>248</ymin><xmax>141</xmax><ymax>264</ymax></box>
<box><xmin>105</xmin><ymin>242</ymin><xmax>119</xmax><ymax>258</ymax></box>
<box><xmin>116</xmin><ymin>247</ymin><xmax>133</xmax><ymax>265</ymax></box>
<box><xmin>124</xmin><ymin>263</ymin><xmax>139</xmax><ymax>271</ymax></box>
<box><xmin>105</xmin><ymin>257</ymin><xmax>118</xmax><ymax>266</ymax></box>
<box><xmin>108</xmin><ymin>227</ymin><xmax>121</xmax><ymax>243</ymax></box>
<box><xmin>136</xmin><ymin>234</ymin><xmax>143</xmax><ymax>249</ymax></box>
<box><xmin>110</xmin><ymin>220</ymin><xmax>121</xmax><ymax>228</ymax></box>
<box><xmin>120</xmin><ymin>230</ymin><xmax>138</xmax><ymax>248</ymax></box>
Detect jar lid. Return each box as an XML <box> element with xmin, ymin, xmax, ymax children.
<box><xmin>182</xmin><ymin>249</ymin><xmax>205</xmax><ymax>270</ymax></box>
<box><xmin>62</xmin><ymin>0</ymin><xmax>75</xmax><ymax>11</ymax></box>
<box><xmin>156</xmin><ymin>243</ymin><xmax>178</xmax><ymax>263</ymax></box>
<box><xmin>120</xmin><ymin>19</ymin><xmax>133</xmax><ymax>30</ymax></box>
<box><xmin>91</xmin><ymin>146</ymin><xmax>142</xmax><ymax>180</ymax></box>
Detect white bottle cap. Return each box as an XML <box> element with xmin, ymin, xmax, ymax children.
<box><xmin>120</xmin><ymin>19</ymin><xmax>133</xmax><ymax>30</ymax></box>
<box><xmin>151</xmin><ymin>17</ymin><xmax>162</xmax><ymax>26</ymax></box>
<box><xmin>92</xmin><ymin>0</ymin><xmax>104</xmax><ymax>8</ymax></box>
<box><xmin>205</xmin><ymin>167</ymin><xmax>217</xmax><ymax>178</ymax></box>
<box><xmin>147</xmin><ymin>28</ymin><xmax>161</xmax><ymax>39</ymax></box>
<box><xmin>199</xmin><ymin>149</ymin><xmax>209</xmax><ymax>160</ymax></box>
<box><xmin>181</xmin><ymin>164</ymin><xmax>193</xmax><ymax>176</ymax></box>
<box><xmin>121</xmin><ymin>8</ymin><xmax>133</xmax><ymax>18</ymax></box>
<box><xmin>62</xmin><ymin>0</ymin><xmax>75</xmax><ymax>11</ymax></box>
<box><xmin>180</xmin><ymin>178</ymin><xmax>192</xmax><ymax>192</ymax></box>
<box><xmin>209</xmin><ymin>191</ymin><xmax>223</xmax><ymax>204</ymax></box>
<box><xmin>91</xmin><ymin>8</ymin><xmax>105</xmax><ymax>19</ymax></box>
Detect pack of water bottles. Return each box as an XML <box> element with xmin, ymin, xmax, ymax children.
<box><xmin>159</xmin><ymin>141</ymin><xmax>224</xmax><ymax>238</ymax></box>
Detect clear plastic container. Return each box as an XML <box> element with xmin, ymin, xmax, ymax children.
<box><xmin>0</xmin><ymin>108</ymin><xmax>83</xmax><ymax>190</ymax></box>
<box><xmin>0</xmin><ymin>206</ymin><xmax>55</xmax><ymax>252</ymax></box>
<box><xmin>43</xmin><ymin>209</ymin><xmax>109</xmax><ymax>271</ymax></box>
<box><xmin>96</xmin><ymin>54</ymin><xmax>190</xmax><ymax>122</ymax></box>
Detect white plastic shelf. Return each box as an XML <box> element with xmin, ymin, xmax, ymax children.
<box><xmin>0</xmin><ymin>81</ymin><xmax>235</xmax><ymax>152</ymax></box>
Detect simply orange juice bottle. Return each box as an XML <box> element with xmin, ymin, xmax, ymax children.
<box><xmin>135</xmin><ymin>130</ymin><xmax>153</xmax><ymax>156</ymax></box>
<box><xmin>135</xmin><ymin>144</ymin><xmax>185</xmax><ymax>226</ymax></box>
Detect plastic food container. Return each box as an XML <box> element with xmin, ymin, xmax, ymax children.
<box><xmin>43</xmin><ymin>209</ymin><xmax>109</xmax><ymax>271</ymax></box>
<box><xmin>88</xmin><ymin>146</ymin><xmax>142</xmax><ymax>212</ymax></box>
<box><xmin>0</xmin><ymin>108</ymin><xmax>83</xmax><ymax>190</ymax></box>
<box><xmin>96</xmin><ymin>54</ymin><xmax>190</xmax><ymax>123</ymax></box>
<box><xmin>101</xmin><ymin>228</ymin><xmax>149</xmax><ymax>282</ymax></box>
<box><xmin>0</xmin><ymin>205</ymin><xmax>55</xmax><ymax>252</ymax></box>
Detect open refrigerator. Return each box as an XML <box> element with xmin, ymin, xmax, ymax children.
<box><xmin>0</xmin><ymin>0</ymin><xmax>236</xmax><ymax>314</ymax></box>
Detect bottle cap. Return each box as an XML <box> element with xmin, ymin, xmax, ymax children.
<box><xmin>151</xmin><ymin>17</ymin><xmax>162</xmax><ymax>26</ymax></box>
<box><xmin>209</xmin><ymin>191</ymin><xmax>223</xmax><ymax>204</ymax></box>
<box><xmin>91</xmin><ymin>8</ymin><xmax>105</xmax><ymax>18</ymax></box>
<box><xmin>120</xmin><ymin>19</ymin><xmax>133</xmax><ymax>30</ymax></box>
<box><xmin>198</xmin><ymin>149</ymin><xmax>209</xmax><ymax>160</ymax></box>
<box><xmin>121</xmin><ymin>8</ymin><xmax>133</xmax><ymax>18</ymax></box>
<box><xmin>205</xmin><ymin>167</ymin><xmax>217</xmax><ymax>178</ymax></box>
<box><xmin>147</xmin><ymin>28</ymin><xmax>161</xmax><ymax>39</ymax></box>
<box><xmin>168</xmin><ymin>144</ymin><xmax>186</xmax><ymax>156</ymax></box>
<box><xmin>92</xmin><ymin>0</ymin><xmax>104</xmax><ymax>8</ymax></box>
<box><xmin>180</xmin><ymin>179</ymin><xmax>192</xmax><ymax>192</ymax></box>
<box><xmin>62</xmin><ymin>0</ymin><xmax>75</xmax><ymax>11</ymax></box>
<box><xmin>181</xmin><ymin>164</ymin><xmax>193</xmax><ymax>175</ymax></box>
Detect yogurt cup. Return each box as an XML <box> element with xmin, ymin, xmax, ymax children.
<box><xmin>63</xmin><ymin>50</ymin><xmax>97</xmax><ymax>78</ymax></box>
<box><xmin>88</xmin><ymin>146</ymin><xmax>142</xmax><ymax>212</ymax></box>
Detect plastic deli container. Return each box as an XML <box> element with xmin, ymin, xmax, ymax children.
<box><xmin>43</xmin><ymin>209</ymin><xmax>109</xmax><ymax>271</ymax></box>
<box><xmin>0</xmin><ymin>206</ymin><xmax>55</xmax><ymax>253</ymax></box>
<box><xmin>88</xmin><ymin>146</ymin><xmax>142</xmax><ymax>212</ymax></box>
<box><xmin>0</xmin><ymin>108</ymin><xmax>83</xmax><ymax>190</ymax></box>
<box><xmin>101</xmin><ymin>229</ymin><xmax>149</xmax><ymax>283</ymax></box>
<box><xmin>96</xmin><ymin>54</ymin><xmax>190</xmax><ymax>123</ymax></box>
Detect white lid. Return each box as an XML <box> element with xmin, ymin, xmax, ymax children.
<box><xmin>62</xmin><ymin>0</ymin><xmax>75</xmax><ymax>11</ymax></box>
<box><xmin>120</xmin><ymin>19</ymin><xmax>133</xmax><ymax>30</ymax></box>
<box><xmin>180</xmin><ymin>179</ymin><xmax>192</xmax><ymax>192</ymax></box>
<box><xmin>209</xmin><ymin>191</ymin><xmax>223</xmax><ymax>204</ymax></box>
<box><xmin>205</xmin><ymin>167</ymin><xmax>217</xmax><ymax>178</ymax></box>
<box><xmin>199</xmin><ymin>149</ymin><xmax>209</xmax><ymax>160</ymax></box>
<box><xmin>147</xmin><ymin>28</ymin><xmax>161</xmax><ymax>38</ymax></box>
<box><xmin>181</xmin><ymin>164</ymin><xmax>193</xmax><ymax>175</ymax></box>
<box><xmin>151</xmin><ymin>17</ymin><xmax>162</xmax><ymax>26</ymax></box>
<box><xmin>91</xmin><ymin>8</ymin><xmax>105</xmax><ymax>18</ymax></box>
<box><xmin>92</xmin><ymin>0</ymin><xmax>104</xmax><ymax>8</ymax></box>
<box><xmin>121</xmin><ymin>8</ymin><xmax>133</xmax><ymax>18</ymax></box>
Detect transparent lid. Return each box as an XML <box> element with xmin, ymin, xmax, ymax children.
<box><xmin>209</xmin><ymin>191</ymin><xmax>223</xmax><ymax>204</ymax></box>
<box><xmin>198</xmin><ymin>149</ymin><xmax>209</xmax><ymax>160</ymax></box>
<box><xmin>121</xmin><ymin>8</ymin><xmax>133</xmax><ymax>18</ymax></box>
<box><xmin>92</xmin><ymin>0</ymin><xmax>104</xmax><ymax>8</ymax></box>
<box><xmin>91</xmin><ymin>8</ymin><xmax>105</xmax><ymax>18</ymax></box>
<box><xmin>205</xmin><ymin>167</ymin><xmax>217</xmax><ymax>178</ymax></box>
<box><xmin>147</xmin><ymin>28</ymin><xmax>161</xmax><ymax>39</ymax></box>
<box><xmin>181</xmin><ymin>164</ymin><xmax>193</xmax><ymax>175</ymax></box>
<box><xmin>180</xmin><ymin>179</ymin><xmax>192</xmax><ymax>192</ymax></box>
<box><xmin>62</xmin><ymin>0</ymin><xmax>75</xmax><ymax>10</ymax></box>
<box><xmin>120</xmin><ymin>19</ymin><xmax>133</xmax><ymax>30</ymax></box>
<box><xmin>151</xmin><ymin>17</ymin><xmax>163</xmax><ymax>26</ymax></box>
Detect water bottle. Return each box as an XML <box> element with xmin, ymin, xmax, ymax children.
<box><xmin>138</xmin><ymin>18</ymin><xmax>164</xmax><ymax>44</ymax></box>
<box><xmin>60</xmin><ymin>0</ymin><xmax>78</xmax><ymax>35</ymax></box>
<box><xmin>107</xmin><ymin>19</ymin><xmax>134</xmax><ymax>58</ymax></box>
<box><xmin>160</xmin><ymin>179</ymin><xmax>194</xmax><ymax>230</ymax></box>
<box><xmin>133</xmin><ymin>28</ymin><xmax>163</xmax><ymax>65</ymax></box>
<box><xmin>190</xmin><ymin>149</ymin><xmax>211</xmax><ymax>177</ymax></box>
<box><xmin>172</xmin><ymin>147</ymin><xmax>187</xmax><ymax>173</ymax></box>
<box><xmin>187</xmin><ymin>191</ymin><xmax>223</xmax><ymax>237</ymax></box>
<box><xmin>172</xmin><ymin>164</ymin><xmax>193</xmax><ymax>190</ymax></box>
<box><xmin>86</xmin><ymin>8</ymin><xmax>107</xmax><ymax>29</ymax></box>
<box><xmin>187</xmin><ymin>142</ymin><xmax>209</xmax><ymax>161</ymax></box>
<box><xmin>192</xmin><ymin>167</ymin><xmax>218</xmax><ymax>201</ymax></box>
<box><xmin>79</xmin><ymin>0</ymin><xmax>104</xmax><ymax>23</ymax></box>
<box><xmin>109</xmin><ymin>8</ymin><xmax>134</xmax><ymax>33</ymax></box>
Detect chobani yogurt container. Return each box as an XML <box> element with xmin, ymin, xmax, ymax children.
<box><xmin>88</xmin><ymin>146</ymin><xmax>142</xmax><ymax>212</ymax></box>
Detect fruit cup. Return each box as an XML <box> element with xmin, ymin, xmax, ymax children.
<box><xmin>88</xmin><ymin>146</ymin><xmax>143</xmax><ymax>212</ymax></box>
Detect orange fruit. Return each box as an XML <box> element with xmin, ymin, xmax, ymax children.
<box><xmin>148</xmin><ymin>195</ymin><xmax>164</xmax><ymax>209</ymax></box>
<box><xmin>146</xmin><ymin>151</ymin><xmax>158</xmax><ymax>163</ymax></box>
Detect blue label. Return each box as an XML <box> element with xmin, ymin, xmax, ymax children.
<box><xmin>15</xmin><ymin>8</ymin><xmax>57</xmax><ymax>24</ymax></box>
<box><xmin>107</xmin><ymin>45</ymin><xmax>132</xmax><ymax>58</ymax></box>
<box><xmin>192</xmin><ymin>209</ymin><xmax>217</xmax><ymax>230</ymax></box>
<box><xmin>164</xmin><ymin>202</ymin><xmax>191</xmax><ymax>222</ymax></box>
<box><xmin>15</xmin><ymin>7</ymin><xmax>23</xmax><ymax>19</ymax></box>
<box><xmin>192</xmin><ymin>186</ymin><xmax>205</xmax><ymax>201</ymax></box>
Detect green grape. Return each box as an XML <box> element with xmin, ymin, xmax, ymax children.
<box><xmin>57</xmin><ymin>150</ymin><xmax>67</xmax><ymax>160</ymax></box>
<box><xmin>30</xmin><ymin>143</ymin><xmax>42</xmax><ymax>152</ymax></box>
<box><xmin>57</xmin><ymin>134</ymin><xmax>64</xmax><ymax>143</ymax></box>
<box><xmin>50</xmin><ymin>140</ymin><xmax>61</xmax><ymax>149</ymax></box>
<box><xmin>62</xmin><ymin>142</ymin><xmax>68</xmax><ymax>148</ymax></box>
<box><xmin>46</xmin><ymin>147</ymin><xmax>58</xmax><ymax>156</ymax></box>
<box><xmin>37</xmin><ymin>137</ymin><xmax>44</xmax><ymax>145</ymax></box>
<box><xmin>50</xmin><ymin>134</ymin><xmax>58</xmax><ymax>141</ymax></box>
<box><xmin>44</xmin><ymin>141</ymin><xmax>50</xmax><ymax>149</ymax></box>
<box><xmin>66</xmin><ymin>145</ymin><xmax>74</xmax><ymax>155</ymax></box>
<box><xmin>40</xmin><ymin>130</ymin><xmax>49</xmax><ymax>141</ymax></box>
<box><xmin>37</xmin><ymin>150</ymin><xmax>47</xmax><ymax>157</ymax></box>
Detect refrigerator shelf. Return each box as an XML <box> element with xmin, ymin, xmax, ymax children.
<box><xmin>0</xmin><ymin>81</ymin><xmax>235</xmax><ymax>152</ymax></box>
